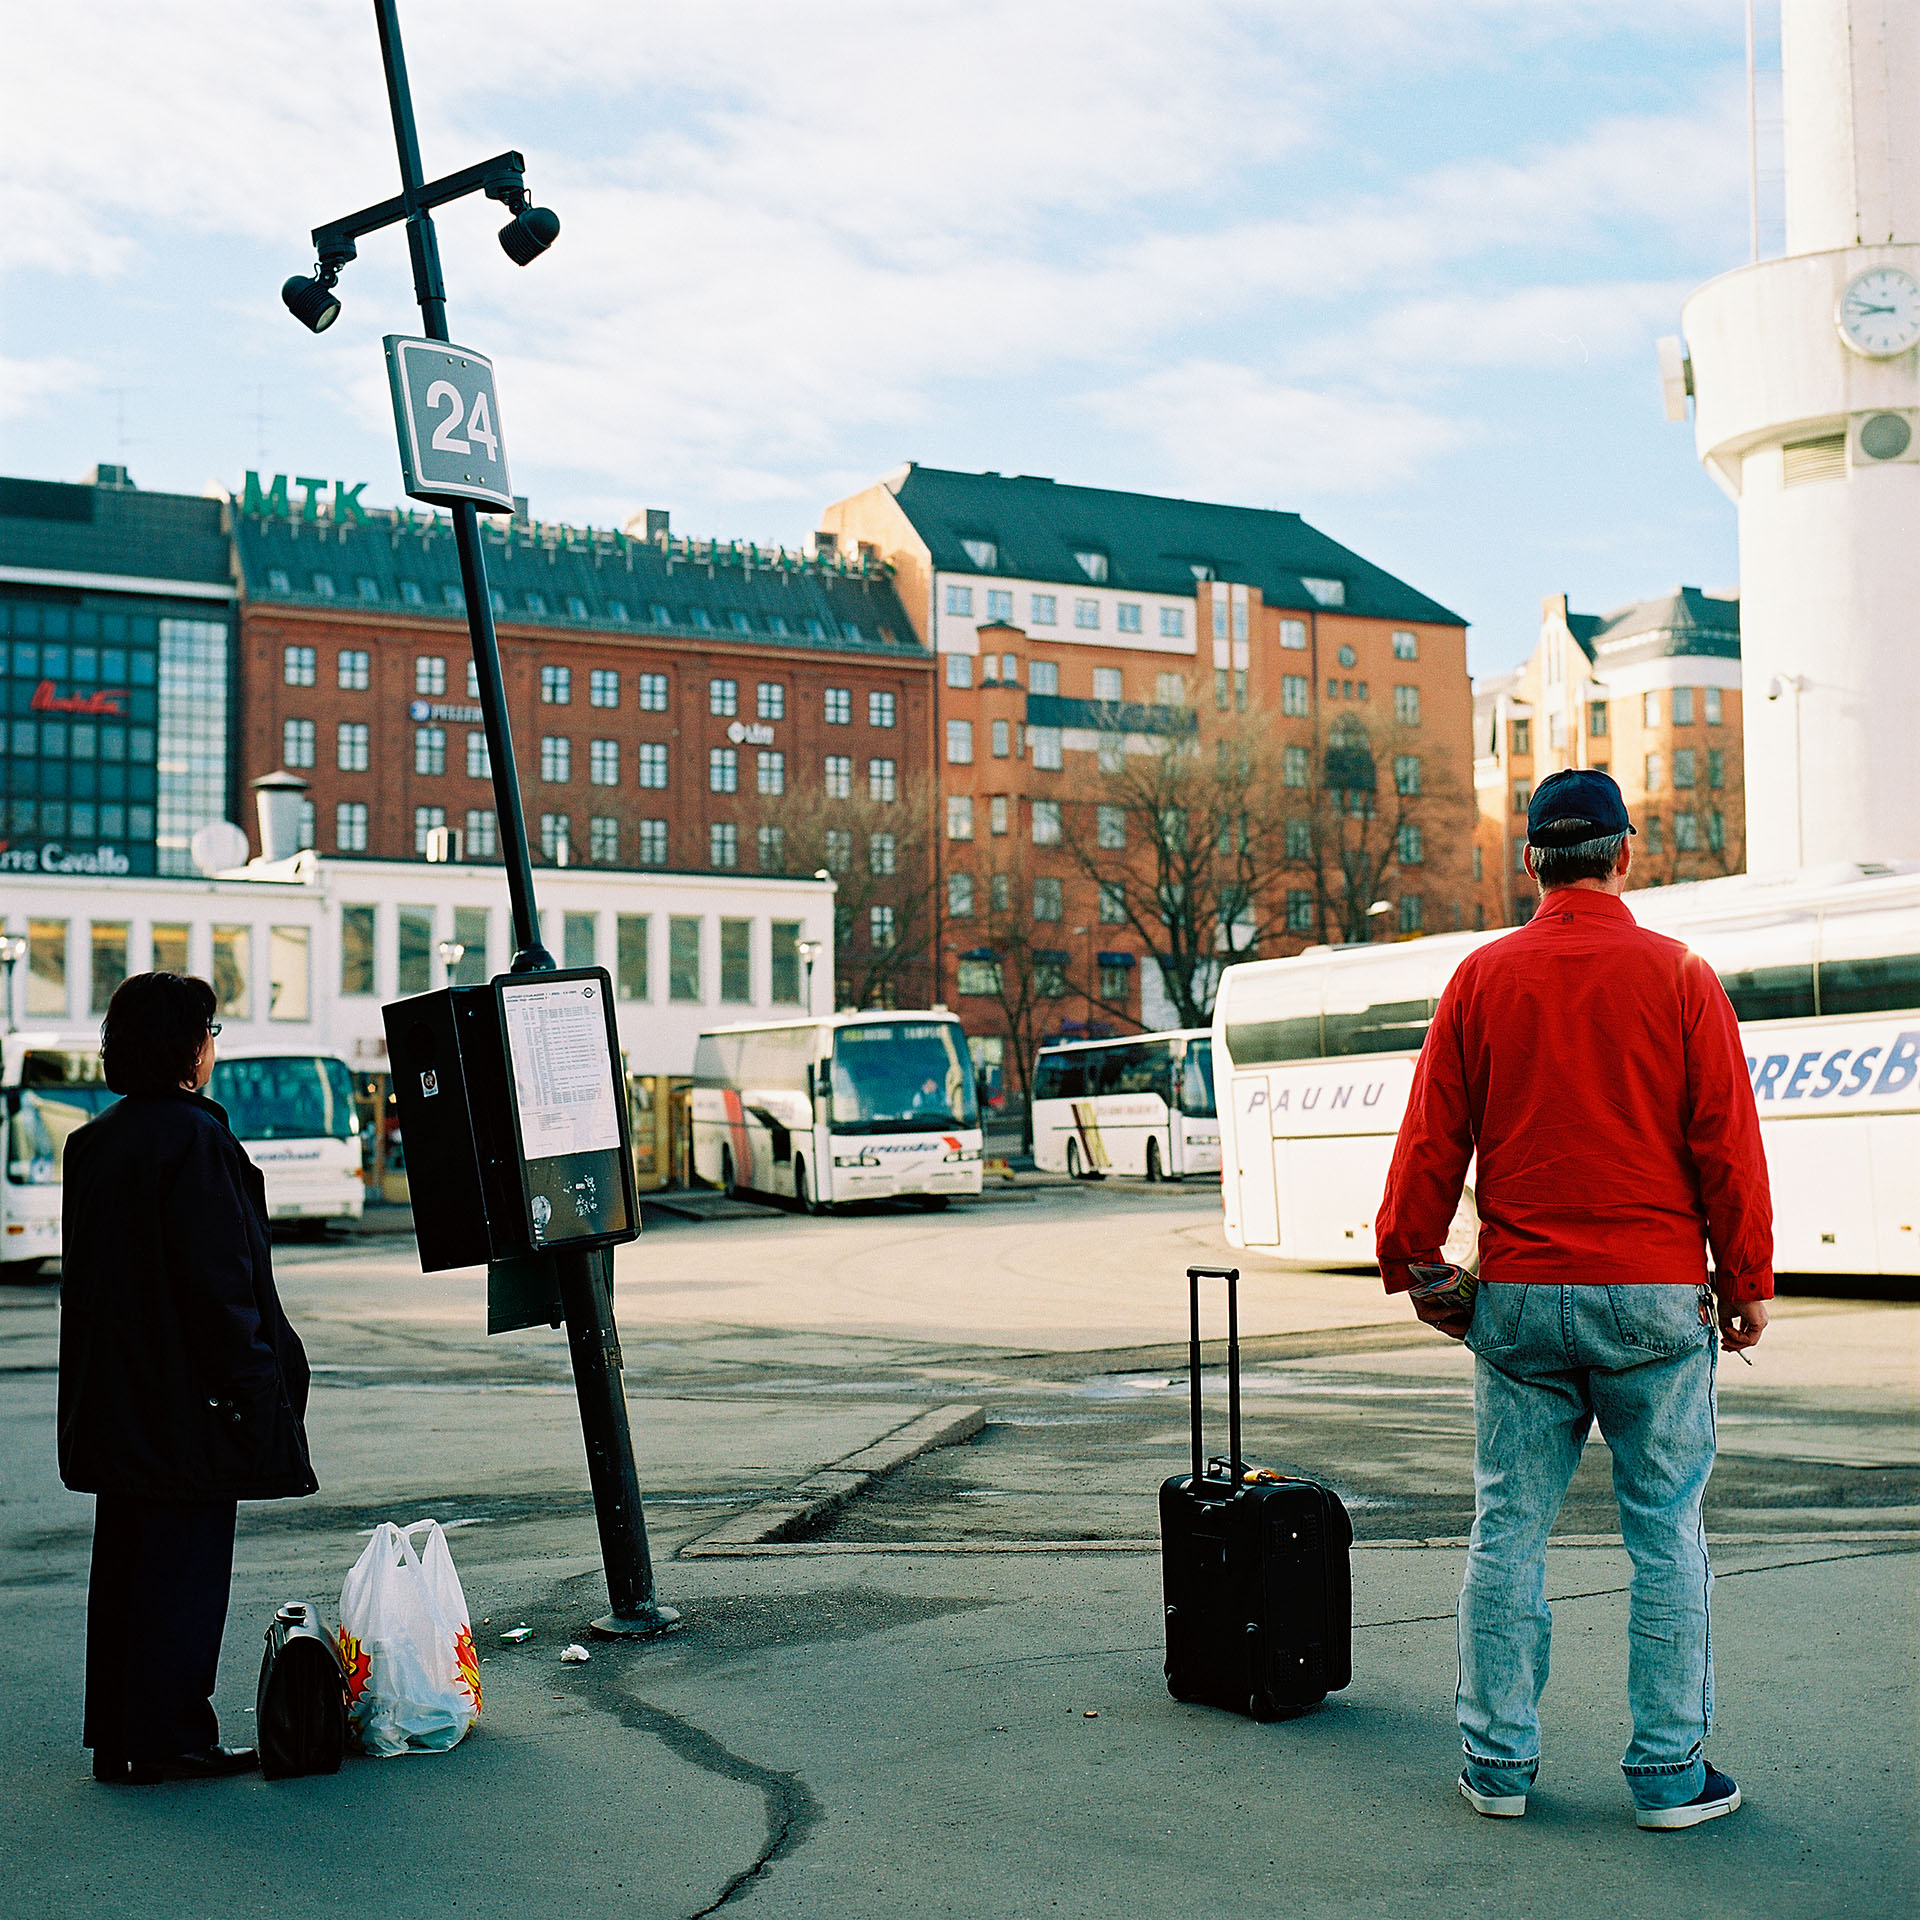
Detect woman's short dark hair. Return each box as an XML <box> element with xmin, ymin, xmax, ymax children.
<box><xmin>101</xmin><ymin>972</ymin><xmax>218</xmax><ymax>1095</ymax></box>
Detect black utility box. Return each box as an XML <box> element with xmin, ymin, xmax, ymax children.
<box><xmin>383</xmin><ymin>968</ymin><xmax>638</xmax><ymax>1272</ymax></box>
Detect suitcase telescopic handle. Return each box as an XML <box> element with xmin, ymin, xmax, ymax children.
<box><xmin>1186</xmin><ymin>1265</ymin><xmax>1242</xmax><ymax>1490</ymax></box>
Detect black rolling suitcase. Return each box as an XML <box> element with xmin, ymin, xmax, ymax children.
<box><xmin>1160</xmin><ymin>1265</ymin><xmax>1353</xmax><ymax>1719</ymax></box>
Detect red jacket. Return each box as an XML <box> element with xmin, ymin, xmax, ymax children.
<box><xmin>1376</xmin><ymin>887</ymin><xmax>1773</xmax><ymax>1303</ymax></box>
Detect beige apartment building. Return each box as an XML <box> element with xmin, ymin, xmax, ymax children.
<box><xmin>1473</xmin><ymin>588</ymin><xmax>1744</xmax><ymax>927</ymax></box>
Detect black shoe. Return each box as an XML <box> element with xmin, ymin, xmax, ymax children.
<box><xmin>125</xmin><ymin>1746</ymin><xmax>260</xmax><ymax>1785</ymax></box>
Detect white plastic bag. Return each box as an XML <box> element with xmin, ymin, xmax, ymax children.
<box><xmin>335</xmin><ymin>1519</ymin><xmax>482</xmax><ymax>1757</ymax></box>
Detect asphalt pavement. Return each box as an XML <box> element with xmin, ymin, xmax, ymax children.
<box><xmin>1</xmin><ymin>1181</ymin><xmax>1914</xmax><ymax>1918</ymax></box>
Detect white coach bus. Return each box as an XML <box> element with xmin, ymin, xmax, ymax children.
<box><xmin>1030</xmin><ymin>1029</ymin><xmax>1220</xmax><ymax>1182</ymax></box>
<box><xmin>692</xmin><ymin>1011</ymin><xmax>983</xmax><ymax>1211</ymax></box>
<box><xmin>3</xmin><ymin>1034</ymin><xmax>118</xmax><ymax>1274</ymax></box>
<box><xmin>208</xmin><ymin>1053</ymin><xmax>366</xmax><ymax>1228</ymax></box>
<box><xmin>1214</xmin><ymin>863</ymin><xmax>1920</xmax><ymax>1279</ymax></box>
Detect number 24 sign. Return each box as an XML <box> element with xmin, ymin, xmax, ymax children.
<box><xmin>384</xmin><ymin>336</ymin><xmax>513</xmax><ymax>513</ymax></box>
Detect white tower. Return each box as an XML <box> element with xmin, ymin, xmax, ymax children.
<box><xmin>1670</xmin><ymin>1</ymin><xmax>1919</xmax><ymax>872</ymax></box>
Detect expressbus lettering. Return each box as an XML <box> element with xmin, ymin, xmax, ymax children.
<box><xmin>1745</xmin><ymin>1031</ymin><xmax>1919</xmax><ymax>1100</ymax></box>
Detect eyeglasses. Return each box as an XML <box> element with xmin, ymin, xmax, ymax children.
<box><xmin>208</xmin><ymin>1023</ymin><xmax>223</xmax><ymax>1037</ymax></box>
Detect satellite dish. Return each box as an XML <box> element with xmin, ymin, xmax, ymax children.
<box><xmin>191</xmin><ymin>821</ymin><xmax>252</xmax><ymax>875</ymax></box>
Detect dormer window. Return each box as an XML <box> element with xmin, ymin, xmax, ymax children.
<box><xmin>961</xmin><ymin>538</ymin><xmax>998</xmax><ymax>570</ymax></box>
<box><xmin>1074</xmin><ymin>550</ymin><xmax>1109</xmax><ymax>583</ymax></box>
<box><xmin>1301</xmin><ymin>576</ymin><xmax>1345</xmax><ymax>607</ymax></box>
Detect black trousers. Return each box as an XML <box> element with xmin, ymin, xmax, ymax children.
<box><xmin>85</xmin><ymin>1495</ymin><xmax>238</xmax><ymax>1760</ymax></box>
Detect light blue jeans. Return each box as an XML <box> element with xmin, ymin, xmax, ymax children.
<box><xmin>1457</xmin><ymin>1282</ymin><xmax>1716</xmax><ymax>1811</ymax></box>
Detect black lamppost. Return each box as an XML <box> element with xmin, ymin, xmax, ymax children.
<box><xmin>282</xmin><ymin>0</ymin><xmax>675</xmax><ymax>1638</ymax></box>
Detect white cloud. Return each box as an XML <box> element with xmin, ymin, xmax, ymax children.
<box><xmin>0</xmin><ymin>353</ymin><xmax>94</xmax><ymax>425</ymax></box>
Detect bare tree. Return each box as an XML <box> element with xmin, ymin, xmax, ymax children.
<box><xmin>753</xmin><ymin>772</ymin><xmax>937</xmax><ymax>1009</ymax></box>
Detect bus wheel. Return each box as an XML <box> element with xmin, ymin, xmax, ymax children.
<box><xmin>915</xmin><ymin>1195</ymin><xmax>949</xmax><ymax>1211</ymax></box>
<box><xmin>1145</xmin><ymin>1139</ymin><xmax>1162</xmax><ymax>1184</ymax></box>
<box><xmin>1066</xmin><ymin>1138</ymin><xmax>1083</xmax><ymax>1180</ymax></box>
<box><xmin>795</xmin><ymin>1158</ymin><xmax>825</xmax><ymax>1216</ymax></box>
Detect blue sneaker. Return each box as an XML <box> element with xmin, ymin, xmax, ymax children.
<box><xmin>1636</xmin><ymin>1767</ymin><xmax>1741</xmax><ymax>1830</ymax></box>
<box><xmin>1458</xmin><ymin>1769</ymin><xmax>1527</xmax><ymax>1818</ymax></box>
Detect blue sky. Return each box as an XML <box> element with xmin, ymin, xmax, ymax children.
<box><xmin>1</xmin><ymin>1</ymin><xmax>1751</xmax><ymax>675</ymax></box>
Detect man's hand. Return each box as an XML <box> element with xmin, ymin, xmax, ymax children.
<box><xmin>1718</xmin><ymin>1295</ymin><xmax>1768</xmax><ymax>1354</ymax></box>
<box><xmin>1410</xmin><ymin>1288</ymin><xmax>1472</xmax><ymax>1343</ymax></box>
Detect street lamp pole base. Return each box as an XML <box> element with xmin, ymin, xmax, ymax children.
<box><xmin>589</xmin><ymin>1603</ymin><xmax>683</xmax><ymax>1641</ymax></box>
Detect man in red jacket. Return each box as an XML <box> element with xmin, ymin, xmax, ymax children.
<box><xmin>1376</xmin><ymin>768</ymin><xmax>1771</xmax><ymax>1832</ymax></box>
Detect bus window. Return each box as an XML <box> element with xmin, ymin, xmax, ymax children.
<box><xmin>20</xmin><ymin>1048</ymin><xmax>108</xmax><ymax>1088</ymax></box>
<box><xmin>1321</xmin><ymin>948</ymin><xmax>1449</xmax><ymax>1056</ymax></box>
<box><xmin>1219</xmin><ymin>960</ymin><xmax>1326</xmax><ymax>1066</ymax></box>
<box><xmin>1090</xmin><ymin>1041</ymin><xmax>1169</xmax><ymax>1097</ymax></box>
<box><xmin>737</xmin><ymin>1027</ymin><xmax>816</xmax><ymax>1093</ymax></box>
<box><xmin>1817</xmin><ymin>906</ymin><xmax>1920</xmax><ymax>1017</ymax></box>
<box><xmin>1032</xmin><ymin>1050</ymin><xmax>1085</xmax><ymax>1101</ymax></box>
<box><xmin>832</xmin><ymin>1023</ymin><xmax>977</xmax><ymax>1132</ymax></box>
<box><xmin>1695</xmin><ymin>914</ymin><xmax>1817</xmax><ymax>1023</ymax></box>
<box><xmin>1179</xmin><ymin>1040</ymin><xmax>1216</xmax><ymax>1118</ymax></box>
<box><xmin>209</xmin><ymin>1057</ymin><xmax>359</xmax><ymax>1141</ymax></box>
<box><xmin>6</xmin><ymin>1086</ymin><xmax>117</xmax><ymax>1184</ymax></box>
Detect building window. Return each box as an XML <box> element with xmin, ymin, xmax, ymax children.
<box><xmin>467</xmin><ymin>731</ymin><xmax>491</xmax><ymax>780</ymax></box>
<box><xmin>987</xmin><ymin>795</ymin><xmax>1009</xmax><ymax>838</ymax></box>
<box><xmin>540</xmin><ymin>736</ymin><xmax>571</xmax><ymax>783</ymax></box>
<box><xmin>1643</xmin><ymin>691</ymin><xmax>1660</xmax><ymax>728</ymax></box>
<box><xmin>1397</xmin><ymin>822</ymin><xmax>1424</xmax><ymax>865</ymax></box>
<box><xmin>338</xmin><ymin>722</ymin><xmax>369</xmax><ymax>772</ymax></box>
<box><xmin>1026</xmin><ymin>660</ymin><xmax>1058</xmax><ymax>697</ymax></box>
<box><xmin>639</xmin><ymin>819</ymin><xmax>668</xmax><ymax>865</ymax></box>
<box><xmin>1672</xmin><ymin>747</ymin><xmax>1696</xmax><ymax>789</ymax></box>
<box><xmin>945</xmin><ymin>584</ymin><xmax>974</xmax><ymax>617</ymax></box>
<box><xmin>947</xmin><ymin>794</ymin><xmax>974</xmax><ymax>840</ymax></box>
<box><xmin>1282</xmin><ymin>745</ymin><xmax>1309</xmax><ymax>788</ymax></box>
<box><xmin>1590</xmin><ymin>701</ymin><xmax>1608</xmax><ymax>738</ymax></box>
<box><xmin>944</xmin><ymin>652</ymin><xmax>972</xmax><ymax>689</ymax></box>
<box><xmin>1386</xmin><ymin>630</ymin><xmax>1416</xmax><ymax>661</ymax></box>
<box><xmin>766</xmin><ymin>920</ymin><xmax>802</xmax><ymax>1005</ymax></box>
<box><xmin>266</xmin><ymin>569</ymin><xmax>291</xmax><ymax>594</ymax></box>
<box><xmin>1644</xmin><ymin>753</ymin><xmax>1663</xmax><ymax>792</ymax></box>
<box><xmin>339</xmin><ymin>904</ymin><xmax>375</xmax><ymax>994</ymax></box>
<box><xmin>1281</xmin><ymin>674</ymin><xmax>1310</xmax><ymax>717</ymax></box>
<box><xmin>1672</xmin><ymin>686</ymin><xmax>1695</xmax><ymax>726</ymax></box>
<box><xmin>1705</xmin><ymin>687</ymin><xmax>1723</xmax><ymax>726</ymax></box>
<box><xmin>589</xmin><ymin>668</ymin><xmax>619</xmax><ymax>709</ymax></box>
<box><xmin>396</xmin><ymin>579</ymin><xmax>421</xmax><ymax>606</ymax></box>
<box><xmin>757</xmin><ymin>750</ymin><xmax>785</xmax><ymax>796</ymax></box>
<box><xmin>1074</xmin><ymin>598</ymin><xmax>1100</xmax><ymax>630</ymax></box>
<box><xmin>283</xmin><ymin>645</ymin><xmax>316</xmax><ymax>687</ymax></box>
<box><xmin>948</xmin><ymin>871</ymin><xmax>974</xmax><ymax>917</ymax></box>
<box><xmin>709</xmin><ymin>678</ymin><xmax>738</xmax><ymax>718</ymax></box>
<box><xmin>862</xmin><ymin>904</ymin><xmax>893</xmax><ymax>951</ymax></box>
<box><xmin>1398</xmin><ymin>895</ymin><xmax>1424</xmax><ymax>934</ymax></box>
<box><xmin>758</xmin><ymin>824</ymin><xmax>786</xmax><ymax>871</ymax></box>
<box><xmin>274</xmin><ymin>716</ymin><xmax>313</xmax><ymax>769</ymax></box>
<box><xmin>1394</xmin><ymin>685</ymin><xmax>1421</xmax><ymax>725</ymax></box>
<box><xmin>712</xmin><ymin>917</ymin><xmax>749</xmax><ymax>1001</ymax></box>
<box><xmin>312</xmin><ymin>574</ymin><xmax>335</xmax><ymax>600</ymax></box>
<box><xmin>1674</xmin><ymin>811</ymin><xmax>1700</xmax><ymax>851</ymax></box>
<box><xmin>1032</xmin><ymin>799</ymin><xmax>1061</xmax><ymax>846</ymax></box>
<box><xmin>537</xmin><ymin>814</ymin><xmax>569</xmax><ymax>866</ymax></box>
<box><xmin>1286</xmin><ymin>817</ymin><xmax>1313</xmax><ymax>861</ymax></box>
<box><xmin>635</xmin><ymin>742</ymin><xmax>669</xmax><ymax>790</ymax></box>
<box><xmin>1514</xmin><ymin>837</ymin><xmax>1529</xmax><ymax>875</ymax></box>
<box><xmin>946</xmin><ymin>719</ymin><xmax>974</xmax><ymax>764</ymax></box>
<box><xmin>1031</xmin><ymin>876</ymin><xmax>1063</xmax><ymax>922</ymax></box>
<box><xmin>1095</xmin><ymin>804</ymin><xmax>1126</xmax><ymax>850</ymax></box>
<box><xmin>991</xmin><ymin>718</ymin><xmax>1011</xmax><ymax>758</ymax></box>
<box><xmin>1645</xmin><ymin>814</ymin><xmax>1665</xmax><ymax>853</ymax></box>
<box><xmin>1155</xmin><ymin>672</ymin><xmax>1186</xmax><ymax>705</ymax></box>
<box><xmin>416</xmin><ymin>655</ymin><xmax>446</xmax><ymax>696</ymax></box>
<box><xmin>868</xmin><ymin>690</ymin><xmax>896</xmax><ymax>729</ymax></box>
<box><xmin>825</xmin><ymin>827</ymin><xmax>852</xmax><ymax>873</ymax></box>
<box><xmin>1089</xmin><ymin>666</ymin><xmax>1121</xmax><ymax>703</ymax></box>
<box><xmin>1512</xmin><ymin>780</ymin><xmax>1532</xmax><ymax>814</ymax></box>
<box><xmin>825</xmin><ymin>754</ymin><xmax>852</xmax><ymax>799</ymax></box>
<box><xmin>639</xmin><ymin>672</ymin><xmax>668</xmax><ymax>712</ymax></box>
<box><xmin>535</xmin><ymin>664</ymin><xmax>567</xmax><ymax>705</ymax></box>
<box><xmin>616</xmin><ymin>915</ymin><xmax>649</xmax><ymax>1001</ymax></box>
<box><xmin>669</xmin><ymin>916</ymin><xmax>701</xmax><ymax>1001</ymax></box>
<box><xmin>1509</xmin><ymin>718</ymin><xmax>1530</xmax><ymax>755</ymax></box>
<box><xmin>986</xmin><ymin>589</ymin><xmax>1013</xmax><ymax>622</ymax></box>
<box><xmin>1099</xmin><ymin>881</ymin><xmax>1126</xmax><ymax>924</ymax></box>
<box><xmin>986</xmin><ymin>872</ymin><xmax>1009</xmax><ymax>913</ymax></box>
<box><xmin>824</xmin><ymin>687</ymin><xmax>850</xmax><ymax>724</ymax></box>
<box><xmin>336</xmin><ymin>801</ymin><xmax>368</xmax><ymax>852</ymax></box>
<box><xmin>1708</xmin><ymin>809</ymin><xmax>1725</xmax><ymax>851</ymax></box>
<box><xmin>868</xmin><ymin>831</ymin><xmax>896</xmax><ymax>876</ymax></box>
<box><xmin>709</xmin><ymin>746</ymin><xmax>738</xmax><ymax>793</ymax></box>
<box><xmin>1029</xmin><ymin>727</ymin><xmax>1062</xmax><ymax>771</ymax></box>
<box><xmin>957</xmin><ymin>956</ymin><xmax>1000</xmax><ymax>996</ymax></box>
<box><xmin>869</xmin><ymin>758</ymin><xmax>897</xmax><ymax>802</ymax></box>
<box><xmin>1117</xmin><ymin>603</ymin><xmax>1142</xmax><ymax>634</ymax></box>
<box><xmin>590</xmin><ymin>739</ymin><xmax>619</xmax><ymax>786</ymax></box>
<box><xmin>334</xmin><ymin>648</ymin><xmax>369</xmax><ymax>692</ymax></box>
<box><xmin>465</xmin><ymin>809</ymin><xmax>497</xmax><ymax>857</ymax></box>
<box><xmin>1707</xmin><ymin>748</ymin><xmax>1724</xmax><ymax>790</ymax></box>
<box><xmin>590</xmin><ymin>816</ymin><xmax>619</xmax><ymax>863</ymax></box>
<box><xmin>414</xmin><ymin>805</ymin><xmax>447</xmax><ymax>854</ymax></box>
<box><xmin>710</xmin><ymin>822</ymin><xmax>738</xmax><ymax>867</ymax></box>
<box><xmin>211</xmin><ymin>924</ymin><xmax>250</xmax><ymax>1017</ymax></box>
<box><xmin>1392</xmin><ymin>754</ymin><xmax>1422</xmax><ymax>796</ymax></box>
<box><xmin>414</xmin><ymin>726</ymin><xmax>446</xmax><ymax>776</ymax></box>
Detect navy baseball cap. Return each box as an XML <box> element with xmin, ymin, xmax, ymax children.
<box><xmin>1526</xmin><ymin>767</ymin><xmax>1635</xmax><ymax>847</ymax></box>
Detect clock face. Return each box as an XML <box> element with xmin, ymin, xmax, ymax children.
<box><xmin>1836</xmin><ymin>267</ymin><xmax>1920</xmax><ymax>357</ymax></box>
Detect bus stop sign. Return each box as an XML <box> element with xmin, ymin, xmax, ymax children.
<box><xmin>384</xmin><ymin>335</ymin><xmax>513</xmax><ymax>513</ymax></box>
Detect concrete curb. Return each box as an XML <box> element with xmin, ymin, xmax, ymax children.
<box><xmin>679</xmin><ymin>1403</ymin><xmax>986</xmax><ymax>1556</ymax></box>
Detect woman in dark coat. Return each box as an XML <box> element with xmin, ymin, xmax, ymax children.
<box><xmin>58</xmin><ymin>971</ymin><xmax>318</xmax><ymax>1784</ymax></box>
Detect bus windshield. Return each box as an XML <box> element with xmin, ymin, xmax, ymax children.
<box><xmin>831</xmin><ymin>1022</ymin><xmax>978</xmax><ymax>1133</ymax></box>
<box><xmin>6</xmin><ymin>1085</ymin><xmax>120</xmax><ymax>1184</ymax></box>
<box><xmin>210</xmin><ymin>1057</ymin><xmax>359</xmax><ymax>1141</ymax></box>
<box><xmin>1180</xmin><ymin>1039</ymin><xmax>1216</xmax><ymax>1117</ymax></box>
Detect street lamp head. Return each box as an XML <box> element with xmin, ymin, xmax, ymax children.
<box><xmin>1367</xmin><ymin>900</ymin><xmax>1392</xmax><ymax>916</ymax></box>
<box><xmin>498</xmin><ymin>203</ymin><xmax>560</xmax><ymax>266</ymax></box>
<box><xmin>281</xmin><ymin>270</ymin><xmax>342</xmax><ymax>333</ymax></box>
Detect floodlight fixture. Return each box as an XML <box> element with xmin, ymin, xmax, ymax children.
<box><xmin>282</xmin><ymin>267</ymin><xmax>343</xmax><ymax>333</ymax></box>
<box><xmin>498</xmin><ymin>203</ymin><xmax>560</xmax><ymax>266</ymax></box>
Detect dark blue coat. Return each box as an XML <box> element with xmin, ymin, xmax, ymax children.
<box><xmin>58</xmin><ymin>1089</ymin><xmax>318</xmax><ymax>1502</ymax></box>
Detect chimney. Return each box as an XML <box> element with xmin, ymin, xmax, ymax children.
<box><xmin>88</xmin><ymin>464</ymin><xmax>135</xmax><ymax>489</ymax></box>
<box><xmin>623</xmin><ymin>508</ymin><xmax>670</xmax><ymax>540</ymax></box>
<box><xmin>252</xmin><ymin>769</ymin><xmax>310</xmax><ymax>862</ymax></box>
